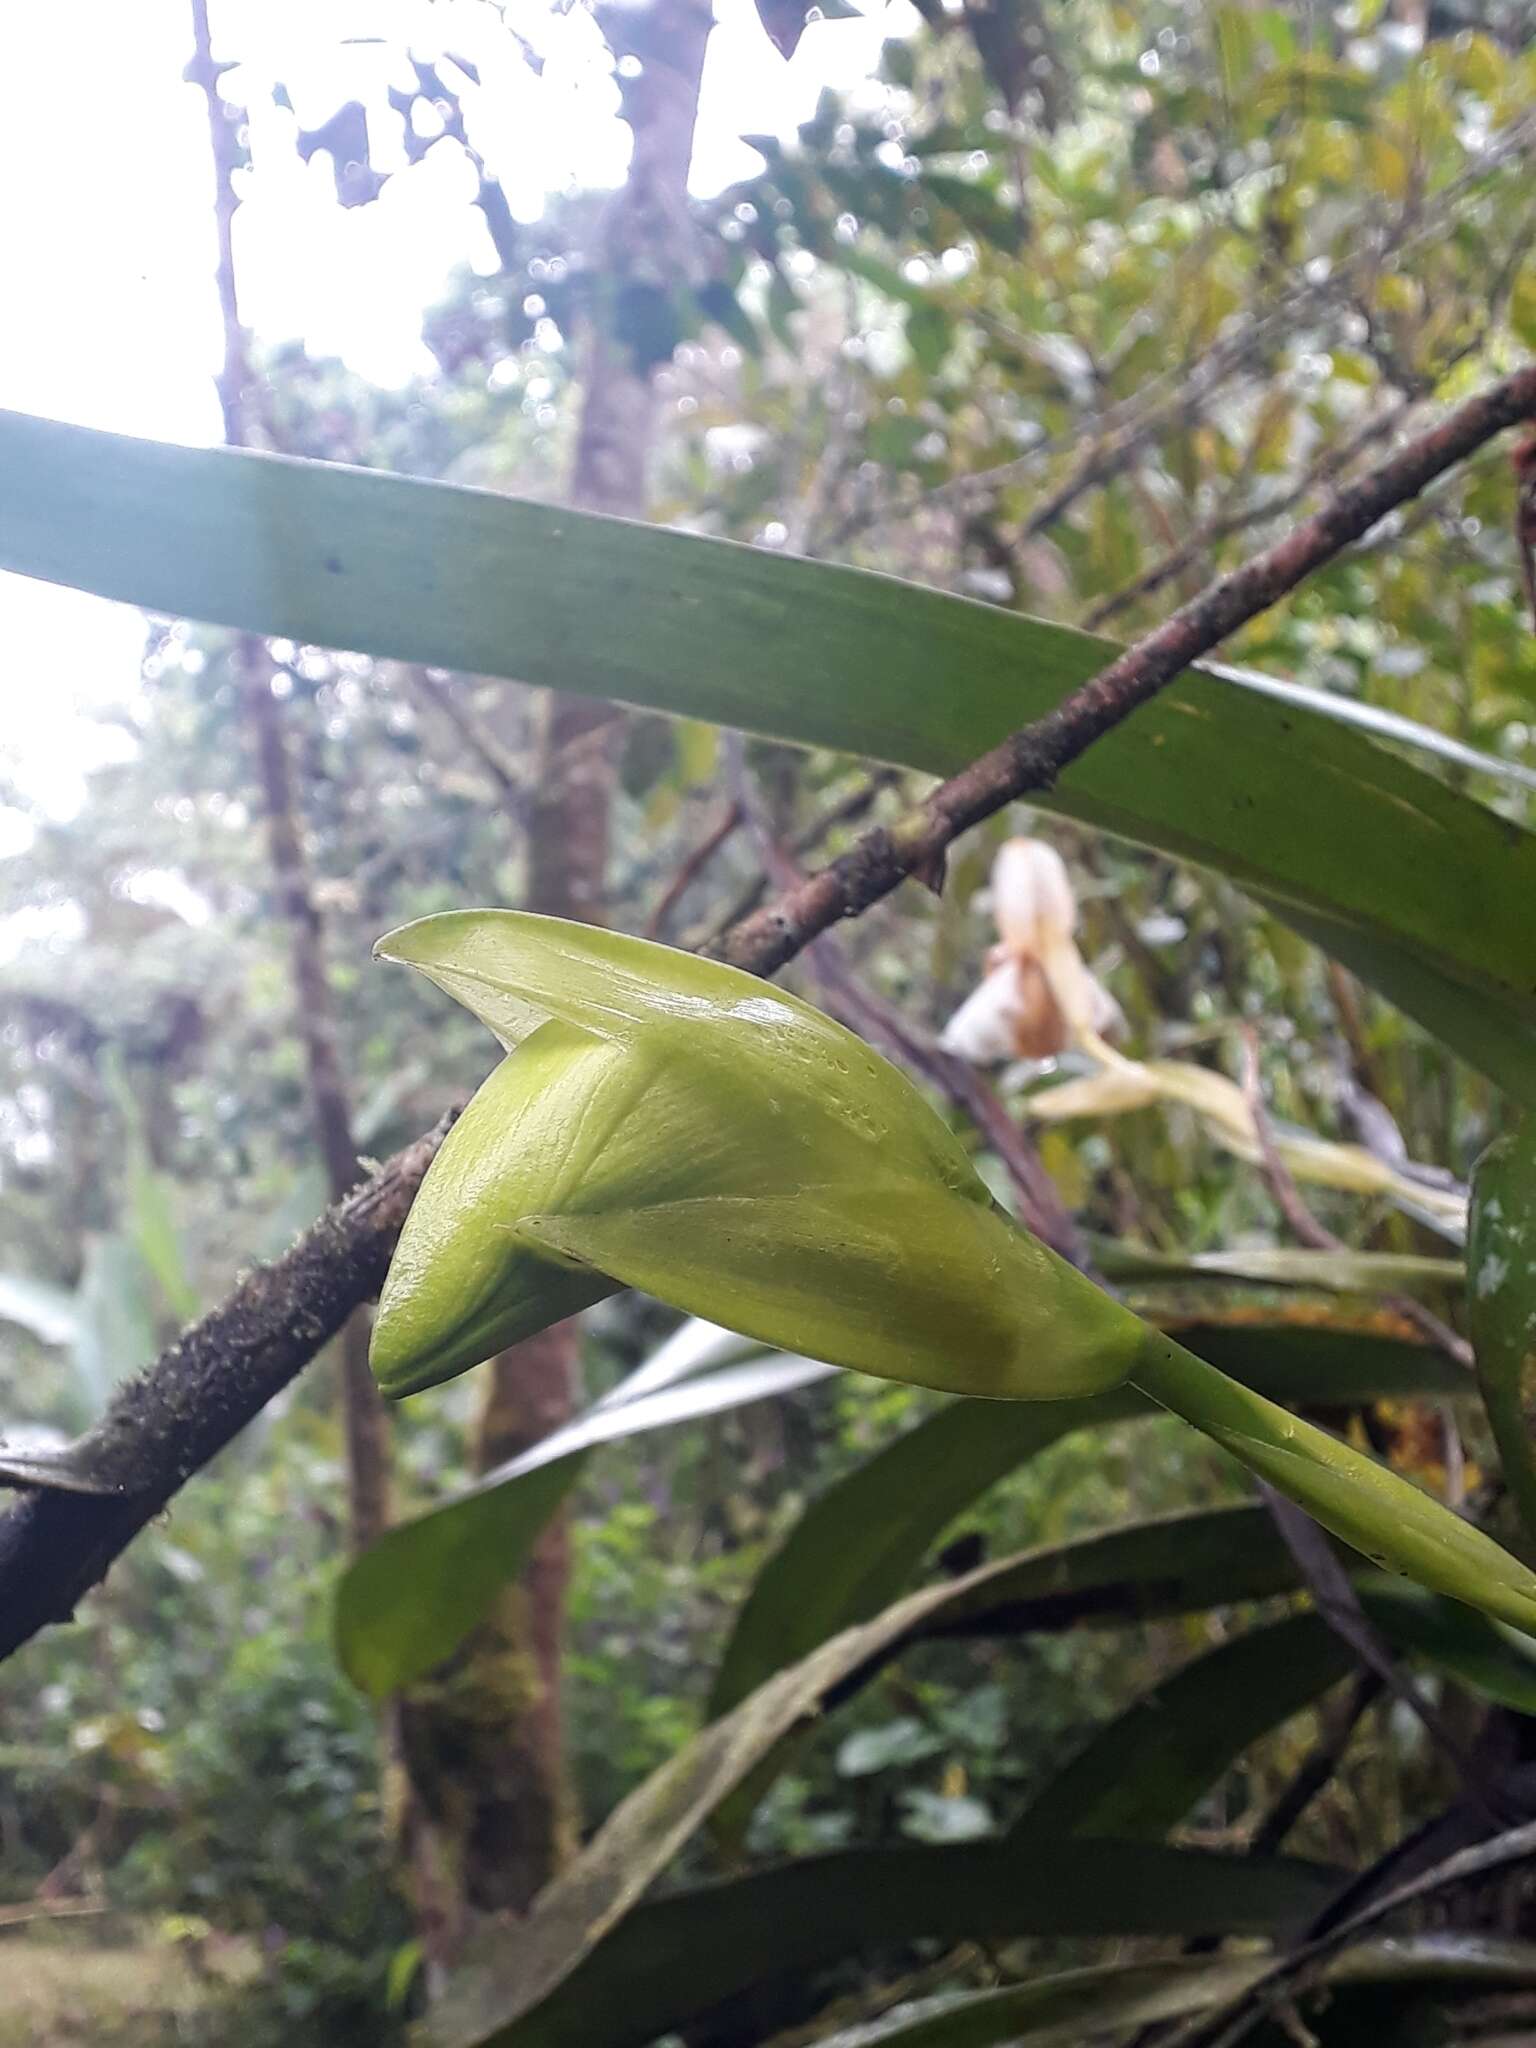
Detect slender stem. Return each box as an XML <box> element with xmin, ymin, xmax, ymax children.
<box><xmin>1128</xmin><ymin>1330</ymin><xmax>1536</xmax><ymax>1636</ymax></box>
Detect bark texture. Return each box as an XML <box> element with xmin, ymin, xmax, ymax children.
<box><xmin>0</xmin><ymin>1121</ymin><xmax>451</xmax><ymax>1663</ymax></box>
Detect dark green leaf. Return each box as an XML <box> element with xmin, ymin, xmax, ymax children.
<box><xmin>709</xmin><ymin>1388</ymin><xmax>1140</xmax><ymax>1718</ymax></box>
<box><xmin>1469</xmin><ymin>1117</ymin><xmax>1536</xmax><ymax>1543</ymax></box>
<box><xmin>1010</xmin><ymin>1612</ymin><xmax>1354</xmax><ymax>1843</ymax></box>
<box><xmin>428</xmin><ymin>1843</ymin><xmax>1339</xmax><ymax>2048</ymax></box>
<box><xmin>1358</xmin><ymin>1579</ymin><xmax>1536</xmax><ymax>1716</ymax></box>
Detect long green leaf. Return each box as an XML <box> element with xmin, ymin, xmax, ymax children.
<box><xmin>1010</xmin><ymin>1612</ymin><xmax>1354</xmax><ymax>1843</ymax></box>
<box><xmin>6</xmin><ymin>411</ymin><xmax>1536</xmax><ymax>1094</ymax></box>
<box><xmin>1100</xmin><ymin>1242</ymin><xmax>1464</xmax><ymax>1293</ymax></box>
<box><xmin>1008</xmin><ymin>1591</ymin><xmax>1536</xmax><ymax>1846</ymax></box>
<box><xmin>1357</xmin><ymin>1578</ymin><xmax>1536</xmax><ymax>1715</ymax></box>
<box><xmin>1469</xmin><ymin>1118</ymin><xmax>1536</xmax><ymax>1546</ymax></box>
<box><xmin>709</xmin><ymin>1387</ymin><xmax>1141</xmax><ymax>1718</ymax></box>
<box><xmin>912</xmin><ymin>1504</ymin><xmax>1310</xmax><ymax>1643</ymax></box>
<box><xmin>336</xmin><ymin>1353</ymin><xmax>831</xmax><ymax>1694</ymax></box>
<box><xmin>710</xmin><ymin>1320</ymin><xmax>1462</xmax><ymax>1718</ymax></box>
<box><xmin>423</xmin><ymin>1502</ymin><xmax>1534</xmax><ymax>2048</ymax></box>
<box><xmin>815</xmin><ymin>1939</ymin><xmax>1536</xmax><ymax>2048</ymax></box>
<box><xmin>419</xmin><ymin>1503</ymin><xmax>1333</xmax><ymax>2048</ymax></box>
<box><xmin>428</xmin><ymin>1843</ymin><xmax>1339</xmax><ymax>2048</ymax></box>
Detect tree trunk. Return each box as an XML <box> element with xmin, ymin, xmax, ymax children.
<box><xmin>414</xmin><ymin>0</ymin><xmax>714</xmax><ymax>1928</ymax></box>
<box><xmin>236</xmin><ymin>636</ymin><xmax>392</xmax><ymax>1551</ymax></box>
<box><xmin>190</xmin><ymin>0</ymin><xmax>391</xmax><ymax>1555</ymax></box>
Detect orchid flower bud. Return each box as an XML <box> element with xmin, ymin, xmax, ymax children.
<box><xmin>369</xmin><ymin>912</ymin><xmax>1145</xmax><ymax>1401</ymax></box>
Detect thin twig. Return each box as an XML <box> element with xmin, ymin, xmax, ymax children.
<box><xmin>716</xmin><ymin>364</ymin><xmax>1536</xmax><ymax>980</ymax></box>
<box><xmin>1236</xmin><ymin>1029</ymin><xmax>1498</xmax><ymax>1808</ymax></box>
<box><xmin>814</xmin><ymin>941</ymin><xmax>1084</xmax><ymax>1264</ymax></box>
<box><xmin>685</xmin><ymin>767</ymin><xmax>900</xmax><ymax>951</ymax></box>
<box><xmin>1179</xmin><ymin>1817</ymin><xmax>1536</xmax><ymax>2048</ymax></box>
<box><xmin>1256</xmin><ymin>1480</ymin><xmax>1500</xmax><ymax>1826</ymax></box>
<box><xmin>406</xmin><ymin>666</ymin><xmax>530</xmax><ymax>822</ymax></box>
<box><xmin>1248</xmin><ymin>1669</ymin><xmax>1382</xmax><ymax>1860</ymax></box>
<box><xmin>645</xmin><ymin>799</ymin><xmax>743</xmax><ymax>939</ymax></box>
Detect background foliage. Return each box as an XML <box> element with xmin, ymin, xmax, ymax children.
<box><xmin>5</xmin><ymin>1</ymin><xmax>1536</xmax><ymax>2043</ymax></box>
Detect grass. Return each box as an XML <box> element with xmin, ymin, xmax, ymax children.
<box><xmin>0</xmin><ymin>1921</ymin><xmax>258</xmax><ymax>2046</ymax></box>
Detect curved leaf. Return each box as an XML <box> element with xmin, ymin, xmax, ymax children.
<box><xmin>428</xmin><ymin>1842</ymin><xmax>1339</xmax><ymax>2048</ymax></box>
<box><xmin>814</xmin><ymin>1938</ymin><xmax>1536</xmax><ymax>2048</ymax></box>
<box><xmin>420</xmin><ymin>1498</ymin><xmax>1536</xmax><ymax>2048</ymax></box>
<box><xmin>1009</xmin><ymin>1592</ymin><xmax>1536</xmax><ymax>1849</ymax></box>
<box><xmin>710</xmin><ymin>1319</ymin><xmax>1462</xmax><ymax>1718</ymax></box>
<box><xmin>336</xmin><ymin>1353</ymin><xmax>832</xmax><ymax>1694</ymax></box>
<box><xmin>1010</xmin><ymin>1611</ymin><xmax>1354</xmax><ymax>1843</ymax></box>
<box><xmin>6</xmin><ymin>410</ymin><xmax>1536</xmax><ymax>1094</ymax></box>
<box><xmin>1357</xmin><ymin>1578</ymin><xmax>1536</xmax><ymax>1715</ymax></box>
<box><xmin>710</xmin><ymin>1389</ymin><xmax>1141</xmax><ymax>1718</ymax></box>
<box><xmin>429</xmin><ymin>1496</ymin><xmax>1326</xmax><ymax>2035</ymax></box>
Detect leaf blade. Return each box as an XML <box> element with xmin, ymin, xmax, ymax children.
<box><xmin>6</xmin><ymin>410</ymin><xmax>1536</xmax><ymax>1093</ymax></box>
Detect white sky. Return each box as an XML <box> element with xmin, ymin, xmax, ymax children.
<box><xmin>0</xmin><ymin>0</ymin><xmax>901</xmax><ymax>824</ymax></box>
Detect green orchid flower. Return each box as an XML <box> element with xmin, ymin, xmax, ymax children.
<box><xmin>372</xmin><ymin>911</ymin><xmax>1536</xmax><ymax>1637</ymax></box>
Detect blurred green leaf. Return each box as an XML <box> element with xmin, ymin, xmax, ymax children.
<box><xmin>428</xmin><ymin>1842</ymin><xmax>1338</xmax><ymax>2048</ymax></box>
<box><xmin>1098</xmin><ymin>1243</ymin><xmax>1464</xmax><ymax>1292</ymax></box>
<box><xmin>71</xmin><ymin>1233</ymin><xmax>161</xmax><ymax>1416</ymax></box>
<box><xmin>813</xmin><ymin>1940</ymin><xmax>1536</xmax><ymax>2048</ymax></box>
<box><xmin>0</xmin><ymin>1272</ymin><xmax>77</xmax><ymax>1350</ymax></box>
<box><xmin>1010</xmin><ymin>1612</ymin><xmax>1354</xmax><ymax>1844</ymax></box>
<box><xmin>336</xmin><ymin>1352</ymin><xmax>831</xmax><ymax>1694</ymax></box>
<box><xmin>905</xmin><ymin>302</ymin><xmax>953</xmax><ymax>373</ymax></box>
<box><xmin>836</xmin><ymin>1716</ymin><xmax>943</xmax><ymax>1777</ymax></box>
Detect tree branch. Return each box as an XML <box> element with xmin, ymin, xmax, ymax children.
<box><xmin>0</xmin><ymin>1118</ymin><xmax>453</xmax><ymax>1663</ymax></box>
<box><xmin>716</xmin><ymin>362</ymin><xmax>1536</xmax><ymax>978</ymax></box>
